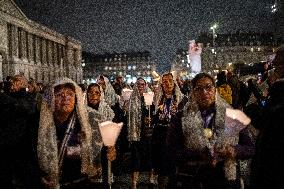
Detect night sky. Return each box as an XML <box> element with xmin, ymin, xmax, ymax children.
<box><xmin>15</xmin><ymin>0</ymin><xmax>276</xmax><ymax>72</ymax></box>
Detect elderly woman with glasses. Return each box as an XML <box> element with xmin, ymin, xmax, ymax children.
<box><xmin>167</xmin><ymin>73</ymin><xmax>255</xmax><ymax>189</ymax></box>
<box><xmin>37</xmin><ymin>78</ymin><xmax>100</xmax><ymax>189</ymax></box>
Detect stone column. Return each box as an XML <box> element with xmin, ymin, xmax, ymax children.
<box><xmin>53</xmin><ymin>42</ymin><xmax>58</xmax><ymax>67</ymax></box>
<box><xmin>65</xmin><ymin>41</ymin><xmax>74</xmax><ymax>79</ymax></box>
<box><xmin>41</xmin><ymin>38</ymin><xmax>47</xmax><ymax>65</ymax></box>
<box><xmin>34</xmin><ymin>36</ymin><xmax>41</xmax><ymax>64</ymax></box>
<box><xmin>20</xmin><ymin>29</ymin><xmax>27</xmax><ymax>59</ymax></box>
<box><xmin>8</xmin><ymin>25</ymin><xmax>18</xmax><ymax>58</ymax></box>
<box><xmin>57</xmin><ymin>44</ymin><xmax>62</xmax><ymax>68</ymax></box>
<box><xmin>27</xmin><ymin>33</ymin><xmax>34</xmax><ymax>63</ymax></box>
<box><xmin>47</xmin><ymin>40</ymin><xmax>53</xmax><ymax>66</ymax></box>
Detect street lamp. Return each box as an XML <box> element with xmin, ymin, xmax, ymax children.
<box><xmin>210</xmin><ymin>24</ymin><xmax>218</xmax><ymax>70</ymax></box>
<box><xmin>271</xmin><ymin>1</ymin><xmax>278</xmax><ymax>13</ymax></box>
<box><xmin>271</xmin><ymin>0</ymin><xmax>279</xmax><ymax>45</ymax></box>
<box><xmin>210</xmin><ymin>24</ymin><xmax>218</xmax><ymax>47</ymax></box>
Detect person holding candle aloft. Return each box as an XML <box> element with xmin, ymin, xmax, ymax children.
<box><xmin>128</xmin><ymin>77</ymin><xmax>155</xmax><ymax>189</ymax></box>
<box><xmin>86</xmin><ymin>83</ymin><xmax>117</xmax><ymax>189</ymax></box>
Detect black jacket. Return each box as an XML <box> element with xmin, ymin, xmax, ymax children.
<box><xmin>250</xmin><ymin>79</ymin><xmax>284</xmax><ymax>189</ymax></box>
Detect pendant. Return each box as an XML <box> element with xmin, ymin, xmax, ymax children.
<box><xmin>204</xmin><ymin>128</ymin><xmax>213</xmax><ymax>139</ymax></box>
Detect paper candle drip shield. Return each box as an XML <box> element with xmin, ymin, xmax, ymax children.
<box><xmin>98</xmin><ymin>121</ymin><xmax>123</xmax><ymax>146</ymax></box>
<box><xmin>122</xmin><ymin>89</ymin><xmax>133</xmax><ymax>101</ymax></box>
<box><xmin>225</xmin><ymin>108</ymin><xmax>251</xmax><ymax>126</ymax></box>
<box><xmin>225</xmin><ymin>108</ymin><xmax>251</xmax><ymax>136</ymax></box>
<box><xmin>143</xmin><ymin>92</ymin><xmax>154</xmax><ymax>106</ymax></box>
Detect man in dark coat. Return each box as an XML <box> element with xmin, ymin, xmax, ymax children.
<box><xmin>0</xmin><ymin>75</ymin><xmax>40</xmax><ymax>189</ymax></box>
<box><xmin>250</xmin><ymin>46</ymin><xmax>284</xmax><ymax>189</ymax></box>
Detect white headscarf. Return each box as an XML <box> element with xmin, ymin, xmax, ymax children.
<box><xmin>96</xmin><ymin>75</ymin><xmax>118</xmax><ymax>107</ymax></box>
<box><xmin>37</xmin><ymin>77</ymin><xmax>95</xmax><ymax>189</ymax></box>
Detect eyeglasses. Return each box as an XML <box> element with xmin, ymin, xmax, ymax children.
<box><xmin>194</xmin><ymin>84</ymin><xmax>215</xmax><ymax>93</ymax></box>
<box><xmin>54</xmin><ymin>90</ymin><xmax>75</xmax><ymax>99</ymax></box>
<box><xmin>88</xmin><ymin>91</ymin><xmax>101</xmax><ymax>96</ymax></box>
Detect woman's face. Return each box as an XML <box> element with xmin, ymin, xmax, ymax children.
<box><xmin>97</xmin><ymin>79</ymin><xmax>106</xmax><ymax>91</ymax></box>
<box><xmin>54</xmin><ymin>86</ymin><xmax>76</xmax><ymax>114</ymax></box>
<box><xmin>137</xmin><ymin>79</ymin><xmax>146</xmax><ymax>95</ymax></box>
<box><xmin>88</xmin><ymin>85</ymin><xmax>101</xmax><ymax>106</ymax></box>
<box><xmin>193</xmin><ymin>77</ymin><xmax>216</xmax><ymax>110</ymax></box>
<box><xmin>162</xmin><ymin>74</ymin><xmax>175</xmax><ymax>95</ymax></box>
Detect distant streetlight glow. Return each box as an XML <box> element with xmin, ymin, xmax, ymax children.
<box><xmin>210</xmin><ymin>24</ymin><xmax>218</xmax><ymax>47</ymax></box>
<box><xmin>271</xmin><ymin>1</ymin><xmax>278</xmax><ymax>13</ymax></box>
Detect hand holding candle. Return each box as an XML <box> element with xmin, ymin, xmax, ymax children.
<box><xmin>98</xmin><ymin>121</ymin><xmax>123</xmax><ymax>147</ymax></box>
<box><xmin>98</xmin><ymin>121</ymin><xmax>123</xmax><ymax>188</ymax></box>
<box><xmin>143</xmin><ymin>92</ymin><xmax>154</xmax><ymax>127</ymax></box>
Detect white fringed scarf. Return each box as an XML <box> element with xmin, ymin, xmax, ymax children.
<box><xmin>154</xmin><ymin>72</ymin><xmax>184</xmax><ymax>114</ymax></box>
<box><xmin>96</xmin><ymin>76</ymin><xmax>118</xmax><ymax>107</ymax></box>
<box><xmin>128</xmin><ymin>81</ymin><xmax>151</xmax><ymax>142</ymax></box>
<box><xmin>37</xmin><ymin>78</ymin><xmax>95</xmax><ymax>189</ymax></box>
<box><xmin>181</xmin><ymin>92</ymin><xmax>240</xmax><ymax>180</ymax></box>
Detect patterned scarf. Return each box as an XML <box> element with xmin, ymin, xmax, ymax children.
<box><xmin>182</xmin><ymin>92</ymin><xmax>240</xmax><ymax>180</ymax></box>
<box><xmin>38</xmin><ymin>78</ymin><xmax>95</xmax><ymax>189</ymax></box>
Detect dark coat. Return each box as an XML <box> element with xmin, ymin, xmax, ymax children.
<box><xmin>0</xmin><ymin>92</ymin><xmax>40</xmax><ymax>189</ymax></box>
<box><xmin>250</xmin><ymin>79</ymin><xmax>284</xmax><ymax>189</ymax></box>
<box><xmin>152</xmin><ymin>96</ymin><xmax>188</xmax><ymax>176</ymax></box>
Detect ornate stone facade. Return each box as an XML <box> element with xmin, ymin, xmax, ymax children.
<box><xmin>0</xmin><ymin>0</ymin><xmax>83</xmax><ymax>84</ymax></box>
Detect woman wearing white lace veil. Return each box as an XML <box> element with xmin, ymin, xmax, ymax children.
<box><xmin>128</xmin><ymin>77</ymin><xmax>155</xmax><ymax>189</ymax></box>
<box><xmin>96</xmin><ymin>75</ymin><xmax>118</xmax><ymax>107</ymax></box>
<box><xmin>152</xmin><ymin>72</ymin><xmax>188</xmax><ymax>189</ymax></box>
<box><xmin>86</xmin><ymin>83</ymin><xmax>116</xmax><ymax>188</ymax></box>
<box><xmin>37</xmin><ymin>77</ymin><xmax>99</xmax><ymax>189</ymax></box>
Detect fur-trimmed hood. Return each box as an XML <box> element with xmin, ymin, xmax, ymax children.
<box><xmin>37</xmin><ymin>77</ymin><xmax>95</xmax><ymax>189</ymax></box>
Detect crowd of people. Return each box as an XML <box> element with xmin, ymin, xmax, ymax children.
<box><xmin>0</xmin><ymin>46</ymin><xmax>283</xmax><ymax>189</ymax></box>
